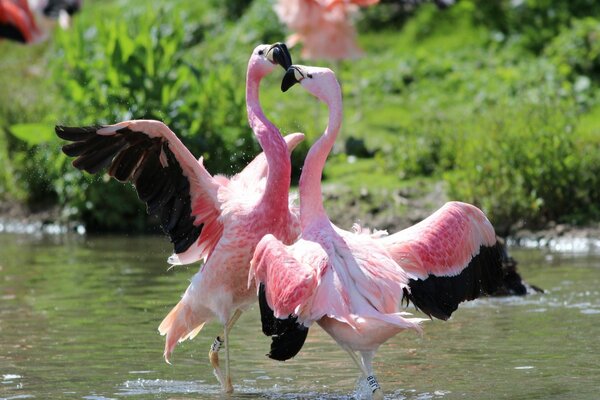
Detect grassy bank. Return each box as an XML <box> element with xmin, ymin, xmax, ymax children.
<box><xmin>1</xmin><ymin>0</ymin><xmax>599</xmax><ymax>234</ymax></box>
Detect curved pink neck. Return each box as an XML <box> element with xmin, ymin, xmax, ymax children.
<box><xmin>299</xmin><ymin>91</ymin><xmax>343</xmax><ymax>227</ymax></box>
<box><xmin>246</xmin><ymin>67</ymin><xmax>291</xmax><ymax>208</ymax></box>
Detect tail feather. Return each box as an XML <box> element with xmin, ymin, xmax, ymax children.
<box><xmin>158</xmin><ymin>301</ymin><xmax>212</xmax><ymax>362</ymax></box>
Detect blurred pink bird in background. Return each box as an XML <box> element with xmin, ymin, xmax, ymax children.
<box><xmin>274</xmin><ymin>0</ymin><xmax>379</xmax><ymax>60</ymax></box>
<box><xmin>0</xmin><ymin>0</ymin><xmax>81</xmax><ymax>43</ymax></box>
<box><xmin>250</xmin><ymin>64</ymin><xmax>503</xmax><ymax>399</ymax></box>
<box><xmin>56</xmin><ymin>43</ymin><xmax>302</xmax><ymax>394</ymax></box>
<box><xmin>0</xmin><ymin>0</ymin><xmax>42</xmax><ymax>43</ymax></box>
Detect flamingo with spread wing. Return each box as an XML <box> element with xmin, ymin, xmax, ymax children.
<box><xmin>250</xmin><ymin>65</ymin><xmax>504</xmax><ymax>399</ymax></box>
<box><xmin>56</xmin><ymin>43</ymin><xmax>302</xmax><ymax>393</ymax></box>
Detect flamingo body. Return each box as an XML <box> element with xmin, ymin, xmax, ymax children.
<box><xmin>251</xmin><ymin>65</ymin><xmax>503</xmax><ymax>396</ymax></box>
<box><xmin>253</xmin><ymin>219</ymin><xmax>425</xmax><ymax>357</ymax></box>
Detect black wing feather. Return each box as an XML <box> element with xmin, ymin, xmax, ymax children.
<box><xmin>56</xmin><ymin>125</ymin><xmax>102</xmax><ymax>141</ymax></box>
<box><xmin>403</xmin><ymin>243</ymin><xmax>504</xmax><ymax>320</ymax></box>
<box><xmin>109</xmin><ymin>145</ymin><xmax>146</xmax><ymax>182</ymax></box>
<box><xmin>258</xmin><ymin>283</ymin><xmax>309</xmax><ymax>361</ymax></box>
<box><xmin>56</xmin><ymin>125</ymin><xmax>202</xmax><ymax>254</ymax></box>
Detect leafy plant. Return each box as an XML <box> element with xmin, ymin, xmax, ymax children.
<box><xmin>49</xmin><ymin>3</ymin><xmax>264</xmax><ymax>230</ymax></box>
<box><xmin>545</xmin><ymin>17</ymin><xmax>600</xmax><ymax>82</ymax></box>
<box><xmin>445</xmin><ymin>100</ymin><xmax>600</xmax><ymax>233</ymax></box>
<box><xmin>471</xmin><ymin>0</ymin><xmax>600</xmax><ymax>53</ymax></box>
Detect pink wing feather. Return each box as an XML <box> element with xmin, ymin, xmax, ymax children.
<box><xmin>380</xmin><ymin>201</ymin><xmax>498</xmax><ymax>279</ymax></box>
<box><xmin>379</xmin><ymin>202</ymin><xmax>503</xmax><ymax>320</ymax></box>
<box><xmin>250</xmin><ymin>234</ymin><xmax>319</xmax><ymax>319</ymax></box>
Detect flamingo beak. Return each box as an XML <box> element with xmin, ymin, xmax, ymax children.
<box><xmin>267</xmin><ymin>43</ymin><xmax>292</xmax><ymax>70</ymax></box>
<box><xmin>281</xmin><ymin>66</ymin><xmax>303</xmax><ymax>92</ymax></box>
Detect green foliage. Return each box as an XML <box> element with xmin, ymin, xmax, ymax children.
<box><xmin>9</xmin><ymin>123</ymin><xmax>55</xmax><ymax>145</ymax></box>
<box><xmin>471</xmin><ymin>0</ymin><xmax>600</xmax><ymax>53</ymax></box>
<box><xmin>445</xmin><ymin>101</ymin><xmax>600</xmax><ymax>232</ymax></box>
<box><xmin>48</xmin><ymin>2</ymin><xmax>266</xmax><ymax>230</ymax></box>
<box><xmin>545</xmin><ymin>18</ymin><xmax>600</xmax><ymax>82</ymax></box>
<box><xmin>2</xmin><ymin>0</ymin><xmax>600</xmax><ymax>233</ymax></box>
<box><xmin>0</xmin><ymin>129</ymin><xmax>24</xmax><ymax>200</ymax></box>
<box><xmin>0</xmin><ymin>38</ymin><xmax>61</xmax><ymax>202</ymax></box>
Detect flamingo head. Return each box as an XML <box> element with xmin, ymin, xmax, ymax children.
<box><xmin>249</xmin><ymin>43</ymin><xmax>293</xmax><ymax>77</ymax></box>
<box><xmin>281</xmin><ymin>64</ymin><xmax>341</xmax><ymax>105</ymax></box>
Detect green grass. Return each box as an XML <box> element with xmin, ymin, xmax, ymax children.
<box><xmin>1</xmin><ymin>0</ymin><xmax>600</xmax><ymax>232</ymax></box>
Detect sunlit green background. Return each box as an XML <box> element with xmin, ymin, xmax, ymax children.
<box><xmin>1</xmin><ymin>0</ymin><xmax>600</xmax><ymax>234</ymax></box>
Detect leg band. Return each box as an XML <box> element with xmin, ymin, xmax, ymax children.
<box><xmin>366</xmin><ymin>375</ymin><xmax>381</xmax><ymax>392</ymax></box>
<box><xmin>210</xmin><ymin>336</ymin><xmax>224</xmax><ymax>352</ymax></box>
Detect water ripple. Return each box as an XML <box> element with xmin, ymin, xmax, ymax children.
<box><xmin>117</xmin><ymin>379</ymin><xmax>451</xmax><ymax>400</ymax></box>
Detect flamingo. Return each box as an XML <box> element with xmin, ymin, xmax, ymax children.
<box><xmin>0</xmin><ymin>0</ymin><xmax>42</xmax><ymax>43</ymax></box>
<box><xmin>55</xmin><ymin>43</ymin><xmax>302</xmax><ymax>393</ymax></box>
<box><xmin>35</xmin><ymin>0</ymin><xmax>82</xmax><ymax>29</ymax></box>
<box><xmin>249</xmin><ymin>64</ymin><xmax>504</xmax><ymax>399</ymax></box>
<box><xmin>274</xmin><ymin>0</ymin><xmax>379</xmax><ymax>60</ymax></box>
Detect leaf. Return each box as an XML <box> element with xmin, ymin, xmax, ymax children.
<box><xmin>9</xmin><ymin>123</ymin><xmax>55</xmax><ymax>146</ymax></box>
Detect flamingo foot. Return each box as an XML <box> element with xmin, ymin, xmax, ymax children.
<box><xmin>367</xmin><ymin>375</ymin><xmax>383</xmax><ymax>400</ymax></box>
<box><xmin>371</xmin><ymin>388</ymin><xmax>384</xmax><ymax>400</ymax></box>
<box><xmin>224</xmin><ymin>375</ymin><xmax>233</xmax><ymax>394</ymax></box>
<box><xmin>208</xmin><ymin>336</ymin><xmax>226</xmax><ymax>389</ymax></box>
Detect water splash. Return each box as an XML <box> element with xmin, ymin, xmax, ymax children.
<box><xmin>508</xmin><ymin>236</ymin><xmax>600</xmax><ymax>255</ymax></box>
<box><xmin>0</xmin><ymin>220</ymin><xmax>85</xmax><ymax>236</ymax></box>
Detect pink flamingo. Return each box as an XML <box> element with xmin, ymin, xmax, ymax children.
<box><xmin>55</xmin><ymin>43</ymin><xmax>302</xmax><ymax>393</ymax></box>
<box><xmin>274</xmin><ymin>0</ymin><xmax>379</xmax><ymax>60</ymax></box>
<box><xmin>250</xmin><ymin>65</ymin><xmax>503</xmax><ymax>398</ymax></box>
<box><xmin>0</xmin><ymin>0</ymin><xmax>42</xmax><ymax>43</ymax></box>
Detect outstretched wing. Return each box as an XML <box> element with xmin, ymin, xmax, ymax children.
<box><xmin>380</xmin><ymin>201</ymin><xmax>504</xmax><ymax>320</ymax></box>
<box><xmin>56</xmin><ymin>120</ymin><xmax>224</xmax><ymax>264</ymax></box>
<box><xmin>250</xmin><ymin>234</ymin><xmax>320</xmax><ymax>361</ymax></box>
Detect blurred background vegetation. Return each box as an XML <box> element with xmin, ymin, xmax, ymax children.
<box><xmin>1</xmin><ymin>0</ymin><xmax>599</xmax><ymax>234</ymax></box>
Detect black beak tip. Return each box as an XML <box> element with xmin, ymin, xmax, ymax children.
<box><xmin>281</xmin><ymin>68</ymin><xmax>298</xmax><ymax>92</ymax></box>
<box><xmin>271</xmin><ymin>43</ymin><xmax>292</xmax><ymax>70</ymax></box>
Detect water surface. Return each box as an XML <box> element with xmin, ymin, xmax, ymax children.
<box><xmin>1</xmin><ymin>233</ymin><xmax>599</xmax><ymax>399</ymax></box>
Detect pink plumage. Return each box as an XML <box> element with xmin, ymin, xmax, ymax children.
<box><xmin>251</xmin><ymin>64</ymin><xmax>503</xmax><ymax>397</ymax></box>
<box><xmin>381</xmin><ymin>201</ymin><xmax>498</xmax><ymax>279</ymax></box>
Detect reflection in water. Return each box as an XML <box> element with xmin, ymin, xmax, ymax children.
<box><xmin>1</xmin><ymin>233</ymin><xmax>599</xmax><ymax>399</ymax></box>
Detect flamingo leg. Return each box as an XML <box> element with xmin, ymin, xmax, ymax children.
<box><xmin>360</xmin><ymin>351</ymin><xmax>383</xmax><ymax>400</ymax></box>
<box><xmin>344</xmin><ymin>347</ymin><xmax>369</xmax><ymax>376</ymax></box>
<box><xmin>208</xmin><ymin>309</ymin><xmax>242</xmax><ymax>392</ymax></box>
<box><xmin>223</xmin><ymin>319</ymin><xmax>233</xmax><ymax>393</ymax></box>
<box><xmin>209</xmin><ymin>336</ymin><xmax>225</xmax><ymax>388</ymax></box>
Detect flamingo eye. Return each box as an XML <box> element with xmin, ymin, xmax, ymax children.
<box><xmin>307</xmin><ymin>73</ymin><xmax>313</xmax><ymax>78</ymax></box>
<box><xmin>258</xmin><ymin>50</ymin><xmax>264</xmax><ymax>55</ymax></box>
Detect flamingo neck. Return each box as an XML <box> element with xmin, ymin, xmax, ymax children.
<box><xmin>246</xmin><ymin>68</ymin><xmax>291</xmax><ymax>209</ymax></box>
<box><xmin>299</xmin><ymin>95</ymin><xmax>343</xmax><ymax>228</ymax></box>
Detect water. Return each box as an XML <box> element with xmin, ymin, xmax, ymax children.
<box><xmin>1</xmin><ymin>233</ymin><xmax>599</xmax><ymax>399</ymax></box>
